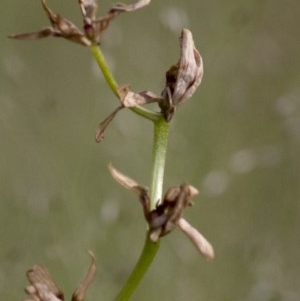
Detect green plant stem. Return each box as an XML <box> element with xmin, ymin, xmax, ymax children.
<box><xmin>90</xmin><ymin>44</ymin><xmax>119</xmax><ymax>98</ymax></box>
<box><xmin>90</xmin><ymin>43</ymin><xmax>170</xmax><ymax>301</ymax></box>
<box><xmin>89</xmin><ymin>44</ymin><xmax>161</xmax><ymax>122</ymax></box>
<box><xmin>112</xmin><ymin>117</ymin><xmax>169</xmax><ymax>301</ymax></box>
<box><xmin>150</xmin><ymin>117</ymin><xmax>170</xmax><ymax>209</ymax></box>
<box><xmin>113</xmin><ymin>233</ymin><xmax>160</xmax><ymax>301</ymax></box>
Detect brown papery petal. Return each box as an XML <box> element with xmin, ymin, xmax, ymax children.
<box><xmin>111</xmin><ymin>0</ymin><xmax>151</xmax><ymax>12</ymax></box>
<box><xmin>118</xmin><ymin>85</ymin><xmax>162</xmax><ymax>107</ymax></box>
<box><xmin>79</xmin><ymin>0</ymin><xmax>98</xmax><ymax>20</ymax></box>
<box><xmin>26</xmin><ymin>265</ymin><xmax>64</xmax><ymax>301</ymax></box>
<box><xmin>108</xmin><ymin>163</ymin><xmax>141</xmax><ymax>191</ymax></box>
<box><xmin>160</xmin><ymin>28</ymin><xmax>203</xmax><ymax>121</ymax></box>
<box><xmin>8</xmin><ymin>28</ymin><xmax>54</xmax><ymax>40</ymax></box>
<box><xmin>173</xmin><ymin>28</ymin><xmax>203</xmax><ymax>106</ymax></box>
<box><xmin>71</xmin><ymin>251</ymin><xmax>97</xmax><ymax>301</ymax></box>
<box><xmin>178</xmin><ymin>218</ymin><xmax>214</xmax><ymax>261</ymax></box>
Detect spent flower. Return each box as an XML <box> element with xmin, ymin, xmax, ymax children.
<box><xmin>109</xmin><ymin>164</ymin><xmax>214</xmax><ymax>260</ymax></box>
<box><xmin>96</xmin><ymin>28</ymin><xmax>203</xmax><ymax>141</ymax></box>
<box><xmin>9</xmin><ymin>0</ymin><xmax>91</xmax><ymax>46</ymax></box>
<box><xmin>9</xmin><ymin>0</ymin><xmax>152</xmax><ymax>46</ymax></box>
<box><xmin>159</xmin><ymin>28</ymin><xmax>204</xmax><ymax>121</ymax></box>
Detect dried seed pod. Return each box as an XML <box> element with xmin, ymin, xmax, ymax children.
<box><xmin>160</xmin><ymin>28</ymin><xmax>204</xmax><ymax>121</ymax></box>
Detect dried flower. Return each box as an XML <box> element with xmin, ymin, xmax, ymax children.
<box><xmin>9</xmin><ymin>0</ymin><xmax>153</xmax><ymax>46</ymax></box>
<box><xmin>159</xmin><ymin>28</ymin><xmax>204</xmax><ymax>121</ymax></box>
<box><xmin>95</xmin><ymin>85</ymin><xmax>163</xmax><ymax>142</ymax></box>
<box><xmin>95</xmin><ymin>29</ymin><xmax>203</xmax><ymax>140</ymax></box>
<box><xmin>9</xmin><ymin>0</ymin><xmax>91</xmax><ymax>46</ymax></box>
<box><xmin>24</xmin><ymin>251</ymin><xmax>96</xmax><ymax>301</ymax></box>
<box><xmin>108</xmin><ymin>164</ymin><xmax>214</xmax><ymax>260</ymax></box>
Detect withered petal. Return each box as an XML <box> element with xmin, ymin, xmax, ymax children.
<box><xmin>177</xmin><ymin>218</ymin><xmax>215</xmax><ymax>261</ymax></box>
<box><xmin>111</xmin><ymin>0</ymin><xmax>151</xmax><ymax>12</ymax></box>
<box><xmin>41</xmin><ymin>0</ymin><xmax>91</xmax><ymax>46</ymax></box>
<box><xmin>79</xmin><ymin>0</ymin><xmax>98</xmax><ymax>20</ymax></box>
<box><xmin>95</xmin><ymin>105</ymin><xmax>124</xmax><ymax>142</ymax></box>
<box><xmin>41</xmin><ymin>0</ymin><xmax>57</xmax><ymax>26</ymax></box>
<box><xmin>26</xmin><ymin>265</ymin><xmax>64</xmax><ymax>301</ymax></box>
<box><xmin>108</xmin><ymin>164</ymin><xmax>150</xmax><ymax>218</ymax></box>
<box><xmin>108</xmin><ymin>164</ymin><xmax>147</xmax><ymax>194</ymax></box>
<box><xmin>8</xmin><ymin>28</ymin><xmax>54</xmax><ymax>40</ymax></box>
<box><xmin>160</xmin><ymin>28</ymin><xmax>203</xmax><ymax>121</ymax></box>
<box><xmin>71</xmin><ymin>251</ymin><xmax>97</xmax><ymax>301</ymax></box>
<box><xmin>118</xmin><ymin>85</ymin><xmax>162</xmax><ymax>107</ymax></box>
<box><xmin>172</xmin><ymin>29</ymin><xmax>203</xmax><ymax>104</ymax></box>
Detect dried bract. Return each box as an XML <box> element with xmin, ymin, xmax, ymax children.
<box><xmin>160</xmin><ymin>28</ymin><xmax>204</xmax><ymax>121</ymax></box>
<box><xmin>86</xmin><ymin>0</ymin><xmax>151</xmax><ymax>44</ymax></box>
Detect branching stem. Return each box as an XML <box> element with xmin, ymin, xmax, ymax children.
<box><xmin>90</xmin><ymin>44</ymin><xmax>161</xmax><ymax>122</ymax></box>
<box><xmin>90</xmin><ymin>44</ymin><xmax>170</xmax><ymax>301</ymax></box>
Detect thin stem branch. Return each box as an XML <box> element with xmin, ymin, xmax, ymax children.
<box><xmin>90</xmin><ymin>43</ymin><xmax>170</xmax><ymax>301</ymax></box>
<box><xmin>90</xmin><ymin>44</ymin><xmax>119</xmax><ymax>97</ymax></box>
<box><xmin>89</xmin><ymin>44</ymin><xmax>161</xmax><ymax>122</ymax></box>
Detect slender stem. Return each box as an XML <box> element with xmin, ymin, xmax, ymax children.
<box><xmin>131</xmin><ymin>106</ymin><xmax>161</xmax><ymax>122</ymax></box>
<box><xmin>90</xmin><ymin>44</ymin><xmax>119</xmax><ymax>97</ymax></box>
<box><xmin>112</xmin><ymin>117</ymin><xmax>169</xmax><ymax>301</ymax></box>
<box><xmin>113</xmin><ymin>234</ymin><xmax>160</xmax><ymax>301</ymax></box>
<box><xmin>89</xmin><ymin>44</ymin><xmax>161</xmax><ymax>122</ymax></box>
<box><xmin>90</xmin><ymin>43</ymin><xmax>170</xmax><ymax>301</ymax></box>
<box><xmin>150</xmin><ymin>117</ymin><xmax>170</xmax><ymax>209</ymax></box>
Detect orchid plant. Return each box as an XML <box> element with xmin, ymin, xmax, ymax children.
<box><xmin>10</xmin><ymin>1</ymin><xmax>214</xmax><ymax>300</ymax></box>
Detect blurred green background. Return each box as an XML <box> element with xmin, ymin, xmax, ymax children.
<box><xmin>1</xmin><ymin>0</ymin><xmax>300</xmax><ymax>300</ymax></box>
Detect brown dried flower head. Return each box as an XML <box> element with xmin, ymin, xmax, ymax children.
<box><xmin>24</xmin><ymin>252</ymin><xmax>96</xmax><ymax>301</ymax></box>
<box><xmin>9</xmin><ymin>0</ymin><xmax>91</xmax><ymax>46</ymax></box>
<box><xmin>9</xmin><ymin>0</ymin><xmax>152</xmax><ymax>46</ymax></box>
<box><xmin>95</xmin><ymin>28</ymin><xmax>203</xmax><ymax>141</ymax></box>
<box><xmin>159</xmin><ymin>29</ymin><xmax>204</xmax><ymax>121</ymax></box>
<box><xmin>109</xmin><ymin>164</ymin><xmax>214</xmax><ymax>260</ymax></box>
